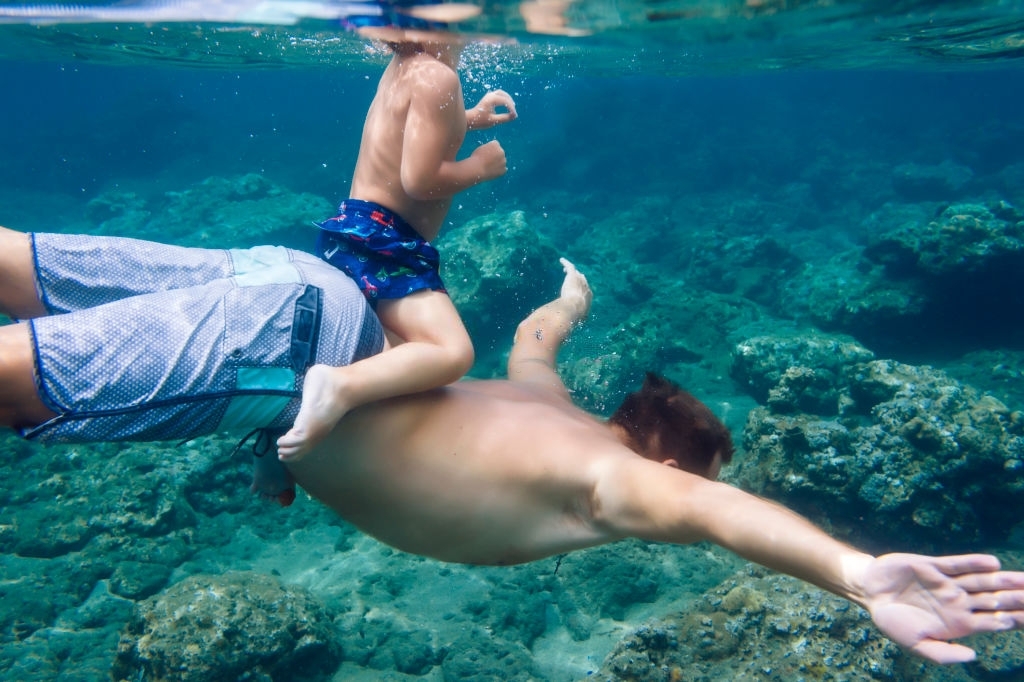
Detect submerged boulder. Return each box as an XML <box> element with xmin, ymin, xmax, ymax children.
<box><xmin>113</xmin><ymin>571</ymin><xmax>339</xmax><ymax>682</ymax></box>
<box><xmin>439</xmin><ymin>210</ymin><xmax>562</xmax><ymax>376</ymax></box>
<box><xmin>593</xmin><ymin>566</ymin><xmax>922</xmax><ymax>681</ymax></box>
<box><xmin>729</xmin><ymin>334</ymin><xmax>1024</xmax><ymax>551</ymax></box>
<box><xmin>782</xmin><ymin>201</ymin><xmax>1024</xmax><ymax>356</ymax></box>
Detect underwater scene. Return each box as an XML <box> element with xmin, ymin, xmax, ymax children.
<box><xmin>2</xmin><ymin>0</ymin><xmax>1024</xmax><ymax>680</ymax></box>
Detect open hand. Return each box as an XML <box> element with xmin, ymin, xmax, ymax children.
<box><xmin>864</xmin><ymin>553</ymin><xmax>1024</xmax><ymax>663</ymax></box>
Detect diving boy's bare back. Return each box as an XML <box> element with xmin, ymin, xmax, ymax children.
<box><xmin>293</xmin><ymin>377</ymin><xmax>620</xmax><ymax>565</ymax></box>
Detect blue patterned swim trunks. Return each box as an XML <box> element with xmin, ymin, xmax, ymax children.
<box><xmin>316</xmin><ymin>199</ymin><xmax>447</xmax><ymax>307</ymax></box>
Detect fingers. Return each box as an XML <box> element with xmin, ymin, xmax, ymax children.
<box><xmin>959</xmin><ymin>570</ymin><xmax>1024</xmax><ymax>594</ymax></box>
<box><xmin>969</xmin><ymin>587</ymin><xmax>1024</xmax><ymax>614</ymax></box>
<box><xmin>557</xmin><ymin>257</ymin><xmax>592</xmax><ymax>317</ymax></box>
<box><xmin>487</xmin><ymin>88</ymin><xmax>517</xmax><ymax>111</ymax></box>
<box><xmin>911</xmin><ymin>640</ymin><xmax>977</xmax><ymax>664</ymax></box>
<box><xmin>970</xmin><ymin>610</ymin><xmax>1024</xmax><ymax>632</ymax></box>
<box><xmin>559</xmin><ymin>257</ymin><xmax>589</xmax><ymax>290</ymax></box>
<box><xmin>930</xmin><ymin>553</ymin><xmax>1002</xmax><ymax>575</ymax></box>
<box><xmin>481</xmin><ymin>89</ymin><xmax>518</xmax><ymax>121</ymax></box>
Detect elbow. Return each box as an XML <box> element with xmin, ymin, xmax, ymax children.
<box><xmin>403</xmin><ymin>183</ymin><xmax>435</xmax><ymax>202</ymax></box>
<box><xmin>400</xmin><ymin>169</ymin><xmax>441</xmax><ymax>201</ymax></box>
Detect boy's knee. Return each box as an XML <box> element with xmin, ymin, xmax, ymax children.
<box><xmin>448</xmin><ymin>336</ymin><xmax>475</xmax><ymax>376</ymax></box>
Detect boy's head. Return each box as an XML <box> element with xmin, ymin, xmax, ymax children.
<box><xmin>608</xmin><ymin>373</ymin><xmax>735</xmax><ymax>479</ymax></box>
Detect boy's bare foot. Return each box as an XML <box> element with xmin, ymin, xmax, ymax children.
<box><xmin>250</xmin><ymin>453</ymin><xmax>296</xmax><ymax>507</ymax></box>
<box><xmin>276</xmin><ymin>363</ymin><xmax>350</xmax><ymax>462</ymax></box>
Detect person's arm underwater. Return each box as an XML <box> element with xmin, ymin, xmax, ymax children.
<box><xmin>588</xmin><ymin>456</ymin><xmax>1024</xmax><ymax>664</ymax></box>
<box><xmin>400</xmin><ymin>65</ymin><xmax>512</xmax><ymax>201</ymax></box>
<box><xmin>507</xmin><ymin>257</ymin><xmax>592</xmax><ymax>396</ymax></box>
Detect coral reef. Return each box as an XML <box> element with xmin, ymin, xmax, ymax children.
<box><xmin>86</xmin><ymin>173</ymin><xmax>333</xmax><ymax>249</ymax></box>
<box><xmin>729</xmin><ymin>333</ymin><xmax>1024</xmax><ymax>551</ymax></box>
<box><xmin>438</xmin><ymin>210</ymin><xmax>563</xmax><ymax>377</ymax></box>
<box><xmin>593</xmin><ymin>565</ymin><xmax>926</xmax><ymax>681</ymax></box>
<box><xmin>782</xmin><ymin>201</ymin><xmax>1024</xmax><ymax>356</ymax></box>
<box><xmin>112</xmin><ymin>571</ymin><xmax>340</xmax><ymax>682</ymax></box>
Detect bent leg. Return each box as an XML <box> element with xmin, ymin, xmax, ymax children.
<box><xmin>0</xmin><ymin>226</ymin><xmax>47</xmax><ymax>320</ymax></box>
<box><xmin>31</xmin><ymin>232</ymin><xmax>235</xmax><ymax>314</ymax></box>
<box><xmin>277</xmin><ymin>290</ymin><xmax>472</xmax><ymax>461</ymax></box>
<box><xmin>0</xmin><ymin>322</ymin><xmax>57</xmax><ymax>430</ymax></box>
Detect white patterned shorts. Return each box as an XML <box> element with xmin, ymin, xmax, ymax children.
<box><xmin>23</xmin><ymin>233</ymin><xmax>383</xmax><ymax>444</ymax></box>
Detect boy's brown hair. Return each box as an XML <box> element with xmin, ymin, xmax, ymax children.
<box><xmin>608</xmin><ymin>373</ymin><xmax>735</xmax><ymax>477</ymax></box>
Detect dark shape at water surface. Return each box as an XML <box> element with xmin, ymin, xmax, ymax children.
<box><xmin>0</xmin><ymin>0</ymin><xmax>1023</xmax><ymax>72</ymax></box>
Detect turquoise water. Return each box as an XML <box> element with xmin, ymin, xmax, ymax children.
<box><xmin>2</xmin><ymin>1</ymin><xmax>1024</xmax><ymax>680</ymax></box>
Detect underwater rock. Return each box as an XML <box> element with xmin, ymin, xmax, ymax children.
<box><xmin>439</xmin><ymin>630</ymin><xmax>540</xmax><ymax>682</ymax></box>
<box><xmin>333</xmin><ymin>611</ymin><xmax>445</xmax><ymax>675</ymax></box>
<box><xmin>865</xmin><ymin>201</ymin><xmax>1024</xmax><ymax>278</ymax></box>
<box><xmin>438</xmin><ymin>210</ymin><xmax>562</xmax><ymax>375</ymax></box>
<box><xmin>942</xmin><ymin>349</ymin><xmax>1024</xmax><ymax>410</ymax></box>
<box><xmin>681</xmin><ymin>234</ymin><xmax>803</xmax><ymax>307</ymax></box>
<box><xmin>781</xmin><ymin>252</ymin><xmax>926</xmax><ymax>347</ymax></box>
<box><xmin>561</xmin><ymin>281</ymin><xmax>763</xmax><ymax>415</ymax></box>
<box><xmin>90</xmin><ymin>174</ymin><xmax>333</xmax><ymax>249</ymax></box>
<box><xmin>891</xmin><ymin>160</ymin><xmax>974</xmax><ymax>201</ymax></box>
<box><xmin>112</xmin><ymin>571</ymin><xmax>339</xmax><ymax>682</ymax></box>
<box><xmin>965</xmin><ymin>627</ymin><xmax>1024</xmax><ymax>679</ymax></box>
<box><xmin>730</xmin><ymin>332</ymin><xmax>875</xmax><ymax>413</ymax></box>
<box><xmin>108</xmin><ymin>560</ymin><xmax>174</xmax><ymax>601</ymax></box>
<box><xmin>593</xmin><ymin>565</ymin><xmax>922</xmax><ymax>681</ymax></box>
<box><xmin>730</xmin><ymin>340</ymin><xmax>1024</xmax><ymax>550</ymax></box>
<box><xmin>0</xmin><ymin>431</ymin><xmax>250</xmax><ymax>653</ymax></box>
<box><xmin>85</xmin><ymin>190</ymin><xmax>150</xmax><ymax>227</ymax></box>
<box><xmin>783</xmin><ymin>201</ymin><xmax>1024</xmax><ymax>356</ymax></box>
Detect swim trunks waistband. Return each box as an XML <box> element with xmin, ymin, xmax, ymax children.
<box><xmin>323</xmin><ymin>199</ymin><xmax>419</xmax><ymax>239</ymax></box>
<box><xmin>316</xmin><ymin>199</ymin><xmax>447</xmax><ymax>304</ymax></box>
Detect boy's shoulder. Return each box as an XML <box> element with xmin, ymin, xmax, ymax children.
<box><xmin>399</xmin><ymin>52</ymin><xmax>460</xmax><ymax>92</ymax></box>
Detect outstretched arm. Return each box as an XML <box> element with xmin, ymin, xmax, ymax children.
<box><xmin>507</xmin><ymin>258</ymin><xmax>592</xmax><ymax>396</ymax></box>
<box><xmin>592</xmin><ymin>458</ymin><xmax>1024</xmax><ymax>663</ymax></box>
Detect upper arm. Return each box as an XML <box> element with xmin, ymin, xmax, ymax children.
<box><xmin>400</xmin><ymin>67</ymin><xmax>465</xmax><ymax>199</ymax></box>
<box><xmin>590</xmin><ymin>457</ymin><xmax>713</xmax><ymax>544</ymax></box>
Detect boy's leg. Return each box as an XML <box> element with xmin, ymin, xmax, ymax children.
<box><xmin>0</xmin><ymin>226</ymin><xmax>47</xmax><ymax>319</ymax></box>
<box><xmin>277</xmin><ymin>289</ymin><xmax>472</xmax><ymax>461</ymax></box>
